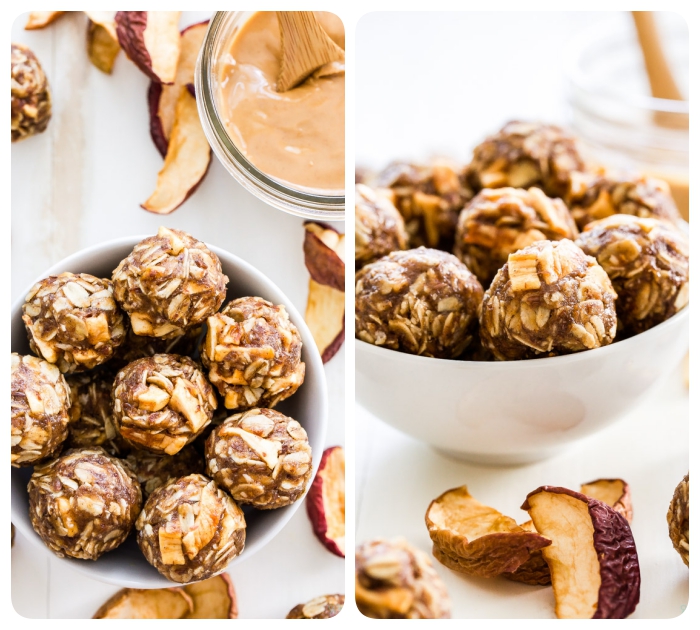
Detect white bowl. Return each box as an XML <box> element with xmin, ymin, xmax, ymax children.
<box><xmin>356</xmin><ymin>307</ymin><xmax>688</xmax><ymax>465</ymax></box>
<box><xmin>11</xmin><ymin>236</ymin><xmax>328</xmax><ymax>588</ymax></box>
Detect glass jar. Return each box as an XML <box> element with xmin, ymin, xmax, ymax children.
<box><xmin>563</xmin><ymin>15</ymin><xmax>689</xmax><ymax>219</ymax></box>
<box><xmin>195</xmin><ymin>12</ymin><xmax>345</xmax><ymax>221</ymax></box>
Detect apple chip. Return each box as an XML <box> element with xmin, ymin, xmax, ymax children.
<box><xmin>115</xmin><ymin>11</ymin><xmax>182</xmax><ymax>84</ymax></box>
<box><xmin>502</xmin><ymin>519</ymin><xmax>552</xmax><ymax>586</ymax></box>
<box><xmin>86</xmin><ymin>12</ymin><xmax>120</xmax><ymax>74</ymax></box>
<box><xmin>183</xmin><ymin>574</ymin><xmax>238</xmax><ymax>619</ymax></box>
<box><xmin>149</xmin><ymin>21</ymin><xmax>209</xmax><ymax>157</ymax></box>
<box><xmin>307</xmin><ymin>446</ymin><xmax>345</xmax><ymax>557</ymax></box>
<box><xmin>522</xmin><ymin>486</ymin><xmax>640</xmax><ymax>619</ymax></box>
<box><xmin>425</xmin><ymin>486</ymin><xmax>550</xmax><ymax>578</ymax></box>
<box><xmin>93</xmin><ymin>588</ymin><xmax>193</xmax><ymax>619</ymax></box>
<box><xmin>142</xmin><ymin>87</ymin><xmax>211</xmax><ymax>215</ymax></box>
<box><xmin>25</xmin><ymin>11</ymin><xmax>65</xmax><ymax>30</ymax></box>
<box><xmin>581</xmin><ymin>478</ymin><xmax>633</xmax><ymax>522</ymax></box>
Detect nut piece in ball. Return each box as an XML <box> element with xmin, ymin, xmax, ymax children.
<box><xmin>22</xmin><ymin>272</ymin><xmax>126</xmax><ymax>373</ymax></box>
<box><xmin>136</xmin><ymin>474</ymin><xmax>246</xmax><ymax>583</ymax></box>
<box><xmin>11</xmin><ymin>43</ymin><xmax>52</xmax><ymax>141</ymax></box>
<box><xmin>28</xmin><ymin>448</ymin><xmax>142</xmax><ymax>560</ymax></box>
<box><xmin>576</xmin><ymin>215</ymin><xmax>688</xmax><ymax>335</ymax></box>
<box><xmin>355</xmin><ymin>184</ymin><xmax>409</xmax><ymax>269</ymax></box>
<box><xmin>112</xmin><ymin>354</ymin><xmax>217</xmax><ymax>455</ymax></box>
<box><xmin>454</xmin><ymin>187</ymin><xmax>578</xmax><ymax>286</ymax></box>
<box><xmin>568</xmin><ymin>171</ymin><xmax>682</xmax><ymax>230</ymax></box>
<box><xmin>11</xmin><ymin>353</ymin><xmax>71</xmax><ymax>467</ymax></box>
<box><xmin>125</xmin><ymin>445</ymin><xmax>204</xmax><ymax>497</ymax></box>
<box><xmin>667</xmin><ymin>473</ymin><xmax>689</xmax><ymax>567</ymax></box>
<box><xmin>286</xmin><ymin>594</ymin><xmax>344</xmax><ymax>619</ymax></box>
<box><xmin>355</xmin><ymin>248</ymin><xmax>484</xmax><ymax>359</ymax></box>
<box><xmin>112</xmin><ymin>227</ymin><xmax>228</xmax><ymax>339</ymax></box>
<box><xmin>201</xmin><ymin>296</ymin><xmax>305</xmax><ymax>411</ymax></box>
<box><xmin>66</xmin><ymin>371</ymin><xmax>130</xmax><ymax>457</ymax></box>
<box><xmin>481</xmin><ymin>239</ymin><xmax>618</xmax><ymax>360</ymax></box>
<box><xmin>206</xmin><ymin>408</ymin><xmax>312</xmax><ymax>509</ymax></box>
<box><xmin>355</xmin><ymin>537</ymin><xmax>451</xmax><ymax>619</ymax></box>
<box><xmin>466</xmin><ymin>121</ymin><xmax>585</xmax><ymax>200</ymax></box>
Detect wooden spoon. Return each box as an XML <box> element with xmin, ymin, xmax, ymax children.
<box><xmin>277</xmin><ymin>11</ymin><xmax>344</xmax><ymax>92</ymax></box>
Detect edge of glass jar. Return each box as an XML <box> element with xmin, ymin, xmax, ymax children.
<box><xmin>195</xmin><ymin>12</ymin><xmax>345</xmax><ymax>221</ymax></box>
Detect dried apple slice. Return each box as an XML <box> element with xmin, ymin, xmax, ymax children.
<box><xmin>182</xmin><ymin>574</ymin><xmax>238</xmax><ymax>619</ymax></box>
<box><xmin>304</xmin><ymin>222</ymin><xmax>345</xmax><ymax>292</ymax></box>
<box><xmin>115</xmin><ymin>11</ymin><xmax>182</xmax><ymax>84</ymax></box>
<box><xmin>86</xmin><ymin>15</ymin><xmax>120</xmax><ymax>74</ymax></box>
<box><xmin>25</xmin><ymin>11</ymin><xmax>65</xmax><ymax>30</ymax></box>
<box><xmin>307</xmin><ymin>446</ymin><xmax>345</xmax><ymax>557</ymax></box>
<box><xmin>425</xmin><ymin>486</ymin><xmax>550</xmax><ymax>578</ymax></box>
<box><xmin>522</xmin><ymin>486</ymin><xmax>640</xmax><ymax>619</ymax></box>
<box><xmin>581</xmin><ymin>478</ymin><xmax>633</xmax><ymax>522</ymax></box>
<box><xmin>141</xmin><ymin>86</ymin><xmax>211</xmax><ymax>215</ymax></box>
<box><xmin>93</xmin><ymin>588</ymin><xmax>193</xmax><ymax>619</ymax></box>
<box><xmin>502</xmin><ymin>519</ymin><xmax>552</xmax><ymax>586</ymax></box>
<box><xmin>149</xmin><ymin>21</ymin><xmax>209</xmax><ymax>157</ymax></box>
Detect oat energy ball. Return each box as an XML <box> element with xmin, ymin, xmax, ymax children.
<box><xmin>136</xmin><ymin>474</ymin><xmax>246</xmax><ymax>583</ymax></box>
<box><xmin>466</xmin><ymin>121</ymin><xmax>585</xmax><ymax>199</ymax></box>
<box><xmin>113</xmin><ymin>354</ymin><xmax>217</xmax><ymax>456</ymax></box>
<box><xmin>568</xmin><ymin>171</ymin><xmax>682</xmax><ymax>230</ymax></box>
<box><xmin>125</xmin><ymin>445</ymin><xmax>204</xmax><ymax>497</ymax></box>
<box><xmin>287</xmin><ymin>595</ymin><xmax>345</xmax><ymax>619</ymax></box>
<box><xmin>376</xmin><ymin>161</ymin><xmax>473</xmax><ymax>250</ymax></box>
<box><xmin>201</xmin><ymin>296</ymin><xmax>306</xmax><ymax>411</ymax></box>
<box><xmin>454</xmin><ymin>187</ymin><xmax>578</xmax><ymax>286</ymax></box>
<box><xmin>355</xmin><ymin>184</ymin><xmax>409</xmax><ymax>269</ymax></box>
<box><xmin>22</xmin><ymin>272</ymin><xmax>126</xmax><ymax>373</ymax></box>
<box><xmin>66</xmin><ymin>371</ymin><xmax>129</xmax><ymax>457</ymax></box>
<box><xmin>356</xmin><ymin>538</ymin><xmax>451</xmax><ymax>619</ymax></box>
<box><xmin>114</xmin><ymin>323</ymin><xmax>203</xmax><ymax>367</ymax></box>
<box><xmin>205</xmin><ymin>408</ymin><xmax>312</xmax><ymax>510</ymax></box>
<box><xmin>11</xmin><ymin>353</ymin><xmax>71</xmax><ymax>467</ymax></box>
<box><xmin>355</xmin><ymin>248</ymin><xmax>483</xmax><ymax>359</ymax></box>
<box><xmin>28</xmin><ymin>448</ymin><xmax>142</xmax><ymax>560</ymax></box>
<box><xmin>667</xmin><ymin>473</ymin><xmax>689</xmax><ymax>567</ymax></box>
<box><xmin>112</xmin><ymin>227</ymin><xmax>228</xmax><ymax>339</ymax></box>
<box><xmin>576</xmin><ymin>215</ymin><xmax>689</xmax><ymax>334</ymax></box>
<box><xmin>481</xmin><ymin>239</ymin><xmax>617</xmax><ymax>360</ymax></box>
<box><xmin>11</xmin><ymin>43</ymin><xmax>51</xmax><ymax>142</ymax></box>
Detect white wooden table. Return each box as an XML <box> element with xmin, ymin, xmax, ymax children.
<box><xmin>11</xmin><ymin>11</ymin><xmax>344</xmax><ymax>619</ymax></box>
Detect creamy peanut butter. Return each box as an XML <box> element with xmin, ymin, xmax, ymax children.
<box><xmin>217</xmin><ymin>12</ymin><xmax>345</xmax><ymax>193</ymax></box>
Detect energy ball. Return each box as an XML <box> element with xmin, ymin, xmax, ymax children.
<box><xmin>11</xmin><ymin>353</ymin><xmax>71</xmax><ymax>467</ymax></box>
<box><xmin>286</xmin><ymin>595</ymin><xmax>345</xmax><ymax>619</ymax></box>
<box><xmin>375</xmin><ymin>161</ymin><xmax>473</xmax><ymax>250</ymax></box>
<box><xmin>355</xmin><ymin>184</ymin><xmax>409</xmax><ymax>269</ymax></box>
<box><xmin>22</xmin><ymin>272</ymin><xmax>126</xmax><ymax>373</ymax></box>
<box><xmin>454</xmin><ymin>187</ymin><xmax>578</xmax><ymax>286</ymax></box>
<box><xmin>568</xmin><ymin>171</ymin><xmax>682</xmax><ymax>230</ymax></box>
<box><xmin>466</xmin><ymin>121</ymin><xmax>585</xmax><ymax>200</ymax></box>
<box><xmin>136</xmin><ymin>474</ymin><xmax>246</xmax><ymax>583</ymax></box>
<box><xmin>112</xmin><ymin>227</ymin><xmax>228</xmax><ymax>339</ymax></box>
<box><xmin>205</xmin><ymin>408</ymin><xmax>313</xmax><ymax>510</ymax></box>
<box><xmin>667</xmin><ymin>473</ymin><xmax>689</xmax><ymax>567</ymax></box>
<box><xmin>481</xmin><ymin>239</ymin><xmax>618</xmax><ymax>360</ymax></box>
<box><xmin>112</xmin><ymin>354</ymin><xmax>217</xmax><ymax>455</ymax></box>
<box><xmin>576</xmin><ymin>215</ymin><xmax>689</xmax><ymax>334</ymax></box>
<box><xmin>355</xmin><ymin>538</ymin><xmax>451</xmax><ymax>619</ymax></box>
<box><xmin>27</xmin><ymin>448</ymin><xmax>142</xmax><ymax>560</ymax></box>
<box><xmin>66</xmin><ymin>371</ymin><xmax>129</xmax><ymax>457</ymax></box>
<box><xmin>125</xmin><ymin>445</ymin><xmax>204</xmax><ymax>497</ymax></box>
<box><xmin>11</xmin><ymin>43</ymin><xmax>51</xmax><ymax>142</ymax></box>
<box><xmin>113</xmin><ymin>323</ymin><xmax>203</xmax><ymax>367</ymax></box>
<box><xmin>355</xmin><ymin>248</ymin><xmax>484</xmax><ymax>359</ymax></box>
<box><xmin>201</xmin><ymin>296</ymin><xmax>305</xmax><ymax>411</ymax></box>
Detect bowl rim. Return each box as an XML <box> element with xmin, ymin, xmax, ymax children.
<box><xmin>355</xmin><ymin>304</ymin><xmax>690</xmax><ymax>370</ymax></box>
<box><xmin>11</xmin><ymin>234</ymin><xmax>328</xmax><ymax>587</ymax></box>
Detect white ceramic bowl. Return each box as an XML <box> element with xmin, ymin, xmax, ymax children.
<box><xmin>11</xmin><ymin>236</ymin><xmax>328</xmax><ymax>588</ymax></box>
<box><xmin>356</xmin><ymin>307</ymin><xmax>688</xmax><ymax>465</ymax></box>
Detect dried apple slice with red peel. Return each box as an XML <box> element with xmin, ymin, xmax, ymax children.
<box><xmin>86</xmin><ymin>15</ymin><xmax>120</xmax><ymax>74</ymax></box>
<box><xmin>182</xmin><ymin>574</ymin><xmax>238</xmax><ymax>619</ymax></box>
<box><xmin>307</xmin><ymin>446</ymin><xmax>345</xmax><ymax>557</ymax></box>
<box><xmin>25</xmin><ymin>11</ymin><xmax>65</xmax><ymax>30</ymax></box>
<box><xmin>425</xmin><ymin>486</ymin><xmax>551</xmax><ymax>578</ymax></box>
<box><xmin>522</xmin><ymin>486</ymin><xmax>640</xmax><ymax>619</ymax></box>
<box><xmin>116</xmin><ymin>11</ymin><xmax>182</xmax><ymax>84</ymax></box>
<box><xmin>141</xmin><ymin>86</ymin><xmax>211</xmax><ymax>215</ymax></box>
<box><xmin>93</xmin><ymin>588</ymin><xmax>193</xmax><ymax>619</ymax></box>
<box><xmin>581</xmin><ymin>478</ymin><xmax>633</xmax><ymax>522</ymax></box>
<box><xmin>502</xmin><ymin>519</ymin><xmax>552</xmax><ymax>586</ymax></box>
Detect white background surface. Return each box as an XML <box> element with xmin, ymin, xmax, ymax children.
<box><xmin>355</xmin><ymin>11</ymin><xmax>689</xmax><ymax>619</ymax></box>
<box><xmin>11</xmin><ymin>11</ymin><xmax>344</xmax><ymax>619</ymax></box>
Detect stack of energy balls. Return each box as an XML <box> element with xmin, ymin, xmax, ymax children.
<box><xmin>355</xmin><ymin>121</ymin><xmax>689</xmax><ymax>363</ymax></box>
<box><xmin>11</xmin><ymin>227</ymin><xmax>312</xmax><ymax>583</ymax></box>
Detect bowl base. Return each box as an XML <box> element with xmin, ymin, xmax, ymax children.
<box><xmin>433</xmin><ymin>446</ymin><xmax>565</xmax><ymax>467</ymax></box>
